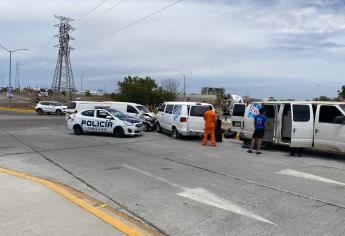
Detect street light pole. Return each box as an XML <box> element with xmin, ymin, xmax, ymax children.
<box><xmin>0</xmin><ymin>45</ymin><xmax>28</xmax><ymax>106</ymax></box>
<box><xmin>176</xmin><ymin>70</ymin><xmax>187</xmax><ymax>99</ymax></box>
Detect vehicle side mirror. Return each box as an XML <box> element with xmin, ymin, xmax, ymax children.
<box><xmin>106</xmin><ymin>115</ymin><xmax>112</xmax><ymax>120</ymax></box>
<box><xmin>334</xmin><ymin>116</ymin><xmax>345</xmax><ymax>124</ymax></box>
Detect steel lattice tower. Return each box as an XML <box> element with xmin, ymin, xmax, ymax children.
<box><xmin>51</xmin><ymin>15</ymin><xmax>75</xmax><ymax>98</ymax></box>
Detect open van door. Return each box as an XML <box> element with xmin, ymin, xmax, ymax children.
<box><xmin>291</xmin><ymin>104</ymin><xmax>314</xmax><ymax>147</ymax></box>
<box><xmin>231</xmin><ymin>103</ymin><xmax>246</xmax><ymax>133</ymax></box>
<box><xmin>188</xmin><ymin>105</ymin><xmax>210</xmax><ymax>133</ymax></box>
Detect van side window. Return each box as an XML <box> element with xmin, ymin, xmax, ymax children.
<box><xmin>190</xmin><ymin>106</ymin><xmax>209</xmax><ymax>117</ymax></box>
<box><xmin>127</xmin><ymin>105</ymin><xmax>138</xmax><ymax>114</ymax></box>
<box><xmin>293</xmin><ymin>105</ymin><xmax>310</xmax><ymax>122</ymax></box>
<box><xmin>158</xmin><ymin>104</ymin><xmax>166</xmax><ymax>112</ymax></box>
<box><xmin>81</xmin><ymin>110</ymin><xmax>94</xmax><ymax>117</ymax></box>
<box><xmin>319</xmin><ymin>106</ymin><xmax>344</xmax><ymax>124</ymax></box>
<box><xmin>67</xmin><ymin>102</ymin><xmax>76</xmax><ymax>109</ymax></box>
<box><xmin>232</xmin><ymin>104</ymin><xmax>245</xmax><ymax>116</ymax></box>
<box><xmin>165</xmin><ymin>105</ymin><xmax>174</xmax><ymax>114</ymax></box>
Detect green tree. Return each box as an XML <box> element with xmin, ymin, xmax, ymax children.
<box><xmin>338</xmin><ymin>85</ymin><xmax>345</xmax><ymax>99</ymax></box>
<box><xmin>85</xmin><ymin>90</ymin><xmax>91</xmax><ymax>97</ymax></box>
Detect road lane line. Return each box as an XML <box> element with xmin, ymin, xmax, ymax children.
<box><xmin>122</xmin><ymin>164</ymin><xmax>275</xmax><ymax>225</ymax></box>
<box><xmin>0</xmin><ymin>167</ymin><xmax>145</xmax><ymax>236</ymax></box>
<box><xmin>178</xmin><ymin>188</ymin><xmax>275</xmax><ymax>225</ymax></box>
<box><xmin>276</xmin><ymin>169</ymin><xmax>345</xmax><ymax>186</ymax></box>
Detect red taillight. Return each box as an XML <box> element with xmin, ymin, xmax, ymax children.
<box><xmin>180</xmin><ymin>117</ymin><xmax>187</xmax><ymax>122</ymax></box>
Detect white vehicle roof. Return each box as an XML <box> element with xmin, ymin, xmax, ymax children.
<box><xmin>69</xmin><ymin>101</ymin><xmax>100</xmax><ymax>104</ymax></box>
<box><xmin>163</xmin><ymin>101</ymin><xmax>212</xmax><ymax>106</ymax></box>
<box><xmin>102</xmin><ymin>101</ymin><xmax>145</xmax><ymax>106</ymax></box>
<box><xmin>250</xmin><ymin>101</ymin><xmax>345</xmax><ymax>105</ymax></box>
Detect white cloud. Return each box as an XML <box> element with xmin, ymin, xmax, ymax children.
<box><xmin>1</xmin><ymin>0</ymin><xmax>345</xmax><ymax>98</ymax></box>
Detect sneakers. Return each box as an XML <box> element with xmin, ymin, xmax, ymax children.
<box><xmin>247</xmin><ymin>150</ymin><xmax>262</xmax><ymax>154</ymax></box>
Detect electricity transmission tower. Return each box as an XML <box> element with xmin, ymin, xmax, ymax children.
<box><xmin>51</xmin><ymin>15</ymin><xmax>75</xmax><ymax>98</ymax></box>
<box><xmin>14</xmin><ymin>62</ymin><xmax>20</xmax><ymax>90</ymax></box>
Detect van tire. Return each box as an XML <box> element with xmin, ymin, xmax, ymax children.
<box><xmin>171</xmin><ymin>127</ymin><xmax>180</xmax><ymax>139</ymax></box>
<box><xmin>156</xmin><ymin>123</ymin><xmax>162</xmax><ymax>133</ymax></box>
<box><xmin>113</xmin><ymin>127</ymin><xmax>125</xmax><ymax>138</ymax></box>
<box><xmin>56</xmin><ymin>109</ymin><xmax>62</xmax><ymax>116</ymax></box>
<box><xmin>73</xmin><ymin>125</ymin><xmax>83</xmax><ymax>135</ymax></box>
<box><xmin>36</xmin><ymin>109</ymin><xmax>43</xmax><ymax>115</ymax></box>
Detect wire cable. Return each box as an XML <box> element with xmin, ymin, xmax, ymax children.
<box><xmin>77</xmin><ymin>0</ymin><xmax>184</xmax><ymax>49</ymax></box>
<box><xmin>75</xmin><ymin>0</ymin><xmax>108</xmax><ymax>23</ymax></box>
<box><xmin>75</xmin><ymin>0</ymin><xmax>128</xmax><ymax>29</ymax></box>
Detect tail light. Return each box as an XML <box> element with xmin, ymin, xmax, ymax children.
<box><xmin>180</xmin><ymin>117</ymin><xmax>187</xmax><ymax>122</ymax></box>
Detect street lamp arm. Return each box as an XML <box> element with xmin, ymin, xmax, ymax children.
<box><xmin>0</xmin><ymin>45</ymin><xmax>10</xmax><ymax>52</ymax></box>
<box><xmin>12</xmin><ymin>48</ymin><xmax>29</xmax><ymax>53</ymax></box>
<box><xmin>175</xmin><ymin>70</ymin><xmax>185</xmax><ymax>77</ymax></box>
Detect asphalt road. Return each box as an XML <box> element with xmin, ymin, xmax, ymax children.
<box><xmin>1</xmin><ymin>111</ymin><xmax>345</xmax><ymax>235</ymax></box>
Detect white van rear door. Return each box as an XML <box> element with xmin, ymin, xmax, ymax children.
<box><xmin>188</xmin><ymin>105</ymin><xmax>209</xmax><ymax>133</ymax></box>
<box><xmin>231</xmin><ymin>103</ymin><xmax>246</xmax><ymax>132</ymax></box>
<box><xmin>291</xmin><ymin>104</ymin><xmax>314</xmax><ymax>147</ymax></box>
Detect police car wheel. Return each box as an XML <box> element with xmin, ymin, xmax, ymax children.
<box><xmin>113</xmin><ymin>127</ymin><xmax>125</xmax><ymax>138</ymax></box>
<box><xmin>156</xmin><ymin>123</ymin><xmax>162</xmax><ymax>133</ymax></box>
<box><xmin>172</xmin><ymin>127</ymin><xmax>180</xmax><ymax>139</ymax></box>
<box><xmin>73</xmin><ymin>125</ymin><xmax>83</xmax><ymax>135</ymax></box>
<box><xmin>37</xmin><ymin>109</ymin><xmax>43</xmax><ymax>115</ymax></box>
<box><xmin>56</xmin><ymin>109</ymin><xmax>62</xmax><ymax>116</ymax></box>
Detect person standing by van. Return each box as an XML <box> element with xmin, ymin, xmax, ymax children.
<box><xmin>202</xmin><ymin>105</ymin><xmax>217</xmax><ymax>147</ymax></box>
<box><xmin>248</xmin><ymin>108</ymin><xmax>266</xmax><ymax>154</ymax></box>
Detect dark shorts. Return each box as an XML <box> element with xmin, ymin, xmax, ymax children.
<box><xmin>253</xmin><ymin>128</ymin><xmax>265</xmax><ymax>139</ymax></box>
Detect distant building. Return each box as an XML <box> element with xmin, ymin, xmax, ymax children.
<box><xmin>201</xmin><ymin>87</ymin><xmax>225</xmax><ymax>96</ymax></box>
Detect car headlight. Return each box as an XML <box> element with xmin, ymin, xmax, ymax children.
<box><xmin>124</xmin><ymin>121</ymin><xmax>134</xmax><ymax>126</ymax></box>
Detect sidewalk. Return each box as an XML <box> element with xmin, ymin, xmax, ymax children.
<box><xmin>0</xmin><ymin>172</ymin><xmax>125</xmax><ymax>236</ymax></box>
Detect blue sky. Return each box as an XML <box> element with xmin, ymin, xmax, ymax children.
<box><xmin>1</xmin><ymin>0</ymin><xmax>345</xmax><ymax>99</ymax></box>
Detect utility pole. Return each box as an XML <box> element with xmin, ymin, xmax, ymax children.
<box><xmin>80</xmin><ymin>73</ymin><xmax>84</xmax><ymax>98</ymax></box>
<box><xmin>0</xmin><ymin>45</ymin><xmax>28</xmax><ymax>106</ymax></box>
<box><xmin>51</xmin><ymin>15</ymin><xmax>76</xmax><ymax>100</ymax></box>
<box><xmin>15</xmin><ymin>62</ymin><xmax>21</xmax><ymax>91</ymax></box>
<box><xmin>176</xmin><ymin>70</ymin><xmax>187</xmax><ymax>99</ymax></box>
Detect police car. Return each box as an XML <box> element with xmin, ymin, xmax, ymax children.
<box><xmin>67</xmin><ymin>107</ymin><xmax>143</xmax><ymax>137</ymax></box>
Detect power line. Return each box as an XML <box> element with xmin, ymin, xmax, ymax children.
<box><xmin>75</xmin><ymin>0</ymin><xmax>128</xmax><ymax>29</ymax></box>
<box><xmin>74</xmin><ymin>0</ymin><xmax>108</xmax><ymax>23</ymax></box>
<box><xmin>56</xmin><ymin>0</ymin><xmax>84</xmax><ymax>16</ymax></box>
<box><xmin>76</xmin><ymin>0</ymin><xmax>184</xmax><ymax>49</ymax></box>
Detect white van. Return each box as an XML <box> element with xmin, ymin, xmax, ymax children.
<box><xmin>231</xmin><ymin>101</ymin><xmax>345</xmax><ymax>153</ymax></box>
<box><xmin>101</xmin><ymin>102</ymin><xmax>156</xmax><ymax>131</ymax></box>
<box><xmin>66</xmin><ymin>101</ymin><xmax>102</xmax><ymax>114</ymax></box>
<box><xmin>156</xmin><ymin>102</ymin><xmax>213</xmax><ymax>139</ymax></box>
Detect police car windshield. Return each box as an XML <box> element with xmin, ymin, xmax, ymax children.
<box><xmin>136</xmin><ymin>105</ymin><xmax>149</xmax><ymax>113</ymax></box>
<box><xmin>105</xmin><ymin>109</ymin><xmax>127</xmax><ymax>119</ymax></box>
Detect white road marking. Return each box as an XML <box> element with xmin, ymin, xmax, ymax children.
<box><xmin>122</xmin><ymin>164</ymin><xmax>275</xmax><ymax>225</ymax></box>
<box><xmin>276</xmin><ymin>169</ymin><xmax>345</xmax><ymax>186</ymax></box>
<box><xmin>178</xmin><ymin>187</ymin><xmax>274</xmax><ymax>224</ymax></box>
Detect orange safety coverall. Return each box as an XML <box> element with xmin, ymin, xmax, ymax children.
<box><xmin>202</xmin><ymin>109</ymin><xmax>216</xmax><ymax>146</ymax></box>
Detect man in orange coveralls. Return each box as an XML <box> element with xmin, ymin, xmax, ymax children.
<box><xmin>202</xmin><ymin>105</ymin><xmax>217</xmax><ymax>147</ymax></box>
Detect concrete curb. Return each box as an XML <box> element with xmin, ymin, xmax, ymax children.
<box><xmin>0</xmin><ymin>167</ymin><xmax>163</xmax><ymax>236</ymax></box>
<box><xmin>0</xmin><ymin>106</ymin><xmax>35</xmax><ymax>113</ymax></box>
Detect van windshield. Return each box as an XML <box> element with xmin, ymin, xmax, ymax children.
<box><xmin>190</xmin><ymin>106</ymin><xmax>209</xmax><ymax>117</ymax></box>
<box><xmin>339</xmin><ymin>104</ymin><xmax>345</xmax><ymax>113</ymax></box>
<box><xmin>67</xmin><ymin>102</ymin><xmax>76</xmax><ymax>109</ymax></box>
<box><xmin>106</xmin><ymin>109</ymin><xmax>127</xmax><ymax>119</ymax></box>
<box><xmin>136</xmin><ymin>105</ymin><xmax>149</xmax><ymax>113</ymax></box>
